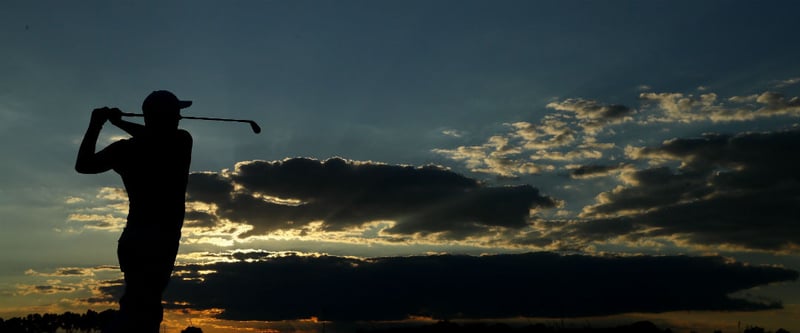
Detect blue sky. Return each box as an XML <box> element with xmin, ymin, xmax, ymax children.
<box><xmin>2</xmin><ymin>1</ymin><xmax>800</xmax><ymax>332</ymax></box>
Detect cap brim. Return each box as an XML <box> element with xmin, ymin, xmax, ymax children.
<box><xmin>179</xmin><ymin>100</ymin><xmax>192</xmax><ymax>109</ymax></box>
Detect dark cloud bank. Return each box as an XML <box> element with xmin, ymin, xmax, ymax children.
<box><xmin>187</xmin><ymin>157</ymin><xmax>556</xmax><ymax>239</ymax></box>
<box><xmin>93</xmin><ymin>253</ymin><xmax>798</xmax><ymax>322</ymax></box>
<box><xmin>568</xmin><ymin>129</ymin><xmax>800</xmax><ymax>251</ymax></box>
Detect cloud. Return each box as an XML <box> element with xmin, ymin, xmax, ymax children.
<box><xmin>435</xmin><ymin>88</ymin><xmax>800</xmax><ymax>178</ymax></box>
<box><xmin>64</xmin><ymin>196</ymin><xmax>85</xmax><ymax>204</ymax></box>
<box><xmin>512</xmin><ymin>119</ymin><xmax>577</xmax><ymax>150</ymax></box>
<box><xmin>545</xmin><ymin>98</ymin><xmax>635</xmax><ymax>135</ymax></box>
<box><xmin>774</xmin><ymin>77</ymin><xmax>800</xmax><ymax>88</ymax></box>
<box><xmin>567</xmin><ymin>164</ymin><xmax>630</xmax><ymax>179</ymax></box>
<box><xmin>754</xmin><ymin>92</ymin><xmax>800</xmax><ymax>117</ymax></box>
<box><xmin>639</xmin><ymin>92</ymin><xmax>721</xmax><ymax>123</ymax></box>
<box><xmin>66</xmin><ymin>214</ymin><xmax>126</xmax><ymax>231</ymax></box>
<box><xmin>432</xmin><ymin>134</ymin><xmax>555</xmax><ymax>177</ymax></box>
<box><xmin>532</xmin><ymin>149</ymin><xmax>603</xmax><ymax>162</ymax></box>
<box><xmin>136</xmin><ymin>253</ymin><xmax>799</xmax><ymax>322</ymax></box>
<box><xmin>85</xmin><ymin>279</ymin><xmax>125</xmax><ymax>305</ymax></box>
<box><xmin>14</xmin><ymin>266</ymin><xmax>123</xmax><ymax>307</ymax></box>
<box><xmin>441</xmin><ymin>129</ymin><xmax>465</xmax><ymax>138</ymax></box>
<box><xmin>16</xmin><ymin>284</ymin><xmax>77</xmax><ymax>296</ymax></box>
<box><xmin>569</xmin><ymin>129</ymin><xmax>800</xmax><ymax>252</ymax></box>
<box><xmin>434</xmin><ymin>97</ymin><xmax>636</xmax><ymax>177</ymax></box>
<box><xmin>24</xmin><ymin>267</ymin><xmax>115</xmax><ymax>277</ymax></box>
<box><xmin>66</xmin><ymin>187</ymin><xmax>129</xmax><ymax>232</ymax></box>
<box><xmin>433</xmin><ymin>111</ymin><xmax>618</xmax><ymax>177</ymax></box>
<box><xmin>640</xmin><ymin>91</ymin><xmax>800</xmax><ymax>123</ymax></box>
<box><xmin>185</xmin><ymin>157</ymin><xmax>557</xmax><ymax>242</ymax></box>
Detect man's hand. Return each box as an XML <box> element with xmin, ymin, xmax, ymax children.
<box><xmin>78</xmin><ymin>107</ymin><xmax>120</xmax><ymax>174</ymax></box>
<box><xmin>90</xmin><ymin>107</ymin><xmax>122</xmax><ymax>128</ymax></box>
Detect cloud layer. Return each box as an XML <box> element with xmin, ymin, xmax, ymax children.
<box><xmin>429</xmin><ymin>86</ymin><xmax>800</xmax><ymax>253</ymax></box>
<box><xmin>185</xmin><ymin>158</ymin><xmax>557</xmax><ymax>242</ymax></box>
<box><xmin>435</xmin><ymin>89</ymin><xmax>800</xmax><ymax>178</ymax></box>
<box><xmin>525</xmin><ymin>129</ymin><xmax>800</xmax><ymax>252</ymax></box>
<box><xmin>641</xmin><ymin>91</ymin><xmax>800</xmax><ymax>123</ymax></box>
<box><xmin>69</xmin><ymin>126</ymin><xmax>800</xmax><ymax>253</ymax></box>
<box><xmin>136</xmin><ymin>253</ymin><xmax>799</xmax><ymax>321</ymax></box>
<box><xmin>578</xmin><ymin>130</ymin><xmax>800</xmax><ymax>250</ymax></box>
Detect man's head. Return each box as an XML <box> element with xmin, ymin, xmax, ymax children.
<box><xmin>142</xmin><ymin>90</ymin><xmax>192</xmax><ymax>132</ymax></box>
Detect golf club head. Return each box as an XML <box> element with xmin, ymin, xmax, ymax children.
<box><xmin>249</xmin><ymin>121</ymin><xmax>262</xmax><ymax>134</ymax></box>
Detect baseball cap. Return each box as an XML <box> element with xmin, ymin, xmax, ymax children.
<box><xmin>142</xmin><ymin>90</ymin><xmax>192</xmax><ymax>112</ymax></box>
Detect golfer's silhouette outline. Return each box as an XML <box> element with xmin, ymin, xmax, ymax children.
<box><xmin>76</xmin><ymin>90</ymin><xmax>193</xmax><ymax>333</ymax></box>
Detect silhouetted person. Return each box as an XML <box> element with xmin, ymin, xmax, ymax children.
<box><xmin>76</xmin><ymin>90</ymin><xmax>193</xmax><ymax>333</ymax></box>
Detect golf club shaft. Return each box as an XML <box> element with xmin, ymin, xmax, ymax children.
<box><xmin>120</xmin><ymin>112</ymin><xmax>261</xmax><ymax>133</ymax></box>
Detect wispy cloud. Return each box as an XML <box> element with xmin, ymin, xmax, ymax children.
<box><xmin>641</xmin><ymin>91</ymin><xmax>800</xmax><ymax>123</ymax></box>
<box><xmin>566</xmin><ymin>163</ymin><xmax>631</xmax><ymax>179</ymax></box>
<box><xmin>774</xmin><ymin>77</ymin><xmax>800</xmax><ymax>88</ymax></box>
<box><xmin>16</xmin><ymin>284</ymin><xmax>77</xmax><ymax>296</ymax></box>
<box><xmin>545</xmin><ymin>98</ymin><xmax>636</xmax><ymax>135</ymax></box>
<box><xmin>435</xmin><ymin>88</ymin><xmax>800</xmax><ymax>179</ymax></box>
<box><xmin>432</xmin><ymin>109</ymin><xmax>618</xmax><ymax>177</ymax></box>
<box><xmin>432</xmin><ymin>135</ymin><xmax>555</xmax><ymax>178</ymax></box>
<box><xmin>24</xmin><ymin>266</ymin><xmax>116</xmax><ymax>277</ymax></box>
<box><xmin>441</xmin><ymin>129</ymin><xmax>466</xmax><ymax>138</ymax></box>
<box><xmin>65</xmin><ymin>187</ymin><xmax>128</xmax><ymax>232</ymax></box>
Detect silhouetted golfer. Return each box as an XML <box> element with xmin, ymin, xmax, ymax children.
<box><xmin>76</xmin><ymin>90</ymin><xmax>193</xmax><ymax>333</ymax></box>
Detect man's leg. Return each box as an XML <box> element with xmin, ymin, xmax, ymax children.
<box><xmin>119</xmin><ymin>270</ymin><xmax>163</xmax><ymax>332</ymax></box>
<box><xmin>116</xmin><ymin>238</ymin><xmax>178</xmax><ymax>333</ymax></box>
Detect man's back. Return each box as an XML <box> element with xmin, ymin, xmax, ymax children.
<box><xmin>106</xmin><ymin>130</ymin><xmax>192</xmax><ymax>239</ymax></box>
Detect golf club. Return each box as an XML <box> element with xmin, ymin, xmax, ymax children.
<box><xmin>120</xmin><ymin>112</ymin><xmax>261</xmax><ymax>134</ymax></box>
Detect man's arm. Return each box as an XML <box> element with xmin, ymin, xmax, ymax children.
<box><xmin>108</xmin><ymin>108</ymin><xmax>145</xmax><ymax>137</ymax></box>
<box><xmin>75</xmin><ymin>107</ymin><xmax>116</xmax><ymax>174</ymax></box>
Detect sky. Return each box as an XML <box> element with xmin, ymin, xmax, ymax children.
<box><xmin>2</xmin><ymin>0</ymin><xmax>800</xmax><ymax>332</ymax></box>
